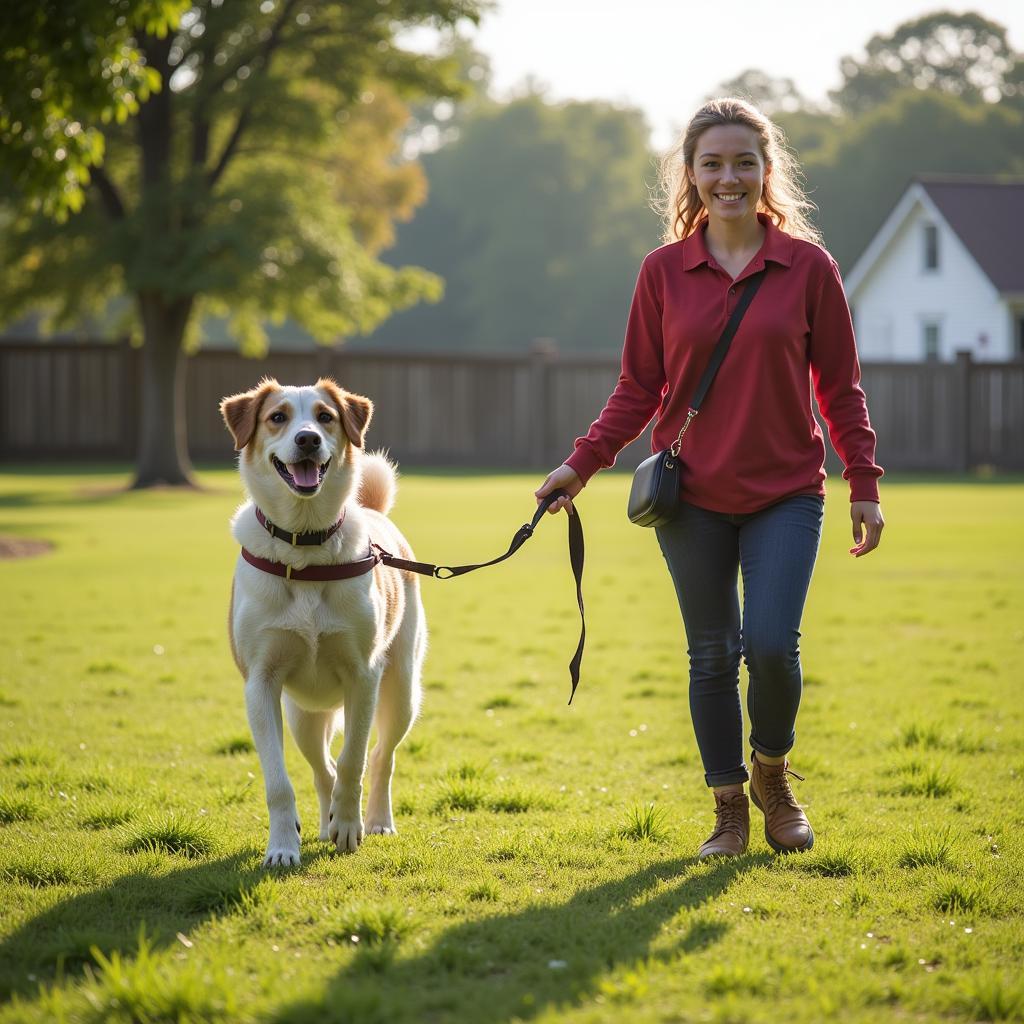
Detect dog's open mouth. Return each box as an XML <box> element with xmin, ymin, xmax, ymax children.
<box><xmin>272</xmin><ymin>456</ymin><xmax>331</xmax><ymax>495</ymax></box>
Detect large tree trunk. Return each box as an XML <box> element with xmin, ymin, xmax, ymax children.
<box><xmin>132</xmin><ymin>291</ymin><xmax>197</xmax><ymax>488</ymax></box>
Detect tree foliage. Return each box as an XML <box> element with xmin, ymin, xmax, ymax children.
<box><xmin>0</xmin><ymin>0</ymin><xmax>189</xmax><ymax>219</ymax></box>
<box><xmin>370</xmin><ymin>93</ymin><xmax>661</xmax><ymax>352</ymax></box>
<box><xmin>830</xmin><ymin>10</ymin><xmax>1023</xmax><ymax>114</ymax></box>
<box><xmin>707</xmin><ymin>69</ymin><xmax>811</xmax><ymax>116</ymax></box>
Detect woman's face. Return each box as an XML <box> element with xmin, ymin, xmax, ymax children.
<box><xmin>687</xmin><ymin>124</ymin><xmax>768</xmax><ymax>226</ymax></box>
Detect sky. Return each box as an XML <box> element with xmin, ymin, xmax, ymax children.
<box><xmin>455</xmin><ymin>0</ymin><xmax>1024</xmax><ymax>148</ymax></box>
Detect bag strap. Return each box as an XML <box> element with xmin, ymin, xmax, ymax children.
<box><xmin>670</xmin><ymin>269</ymin><xmax>766</xmax><ymax>456</ymax></box>
<box><xmin>373</xmin><ymin>489</ymin><xmax>585</xmax><ymax>704</ymax></box>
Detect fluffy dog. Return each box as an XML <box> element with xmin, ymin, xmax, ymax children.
<box><xmin>220</xmin><ymin>377</ymin><xmax>425</xmax><ymax>867</ymax></box>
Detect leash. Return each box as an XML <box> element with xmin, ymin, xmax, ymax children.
<box><xmin>240</xmin><ymin>490</ymin><xmax>585</xmax><ymax>704</ymax></box>
<box><xmin>373</xmin><ymin>489</ymin><xmax>584</xmax><ymax>705</ymax></box>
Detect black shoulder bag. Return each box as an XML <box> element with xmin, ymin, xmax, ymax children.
<box><xmin>627</xmin><ymin>270</ymin><xmax>766</xmax><ymax>527</ymax></box>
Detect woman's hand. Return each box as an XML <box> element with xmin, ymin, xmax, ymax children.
<box><xmin>535</xmin><ymin>464</ymin><xmax>583</xmax><ymax>515</ymax></box>
<box><xmin>850</xmin><ymin>500</ymin><xmax>884</xmax><ymax>557</ymax></box>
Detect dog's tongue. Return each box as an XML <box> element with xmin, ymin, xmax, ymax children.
<box><xmin>288</xmin><ymin>461</ymin><xmax>320</xmax><ymax>488</ymax></box>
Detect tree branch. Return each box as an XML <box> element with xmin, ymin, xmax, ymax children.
<box><xmin>89</xmin><ymin>165</ymin><xmax>127</xmax><ymax>220</ymax></box>
<box><xmin>192</xmin><ymin>117</ymin><xmax>210</xmax><ymax>169</ymax></box>
<box><xmin>204</xmin><ymin>0</ymin><xmax>302</xmax><ymax>188</ymax></box>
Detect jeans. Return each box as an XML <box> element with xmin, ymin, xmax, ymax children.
<box><xmin>655</xmin><ymin>494</ymin><xmax>824</xmax><ymax>788</ymax></box>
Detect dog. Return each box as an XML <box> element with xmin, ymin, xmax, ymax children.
<box><xmin>219</xmin><ymin>377</ymin><xmax>425</xmax><ymax>867</ymax></box>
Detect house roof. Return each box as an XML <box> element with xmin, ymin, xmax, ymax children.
<box><xmin>917</xmin><ymin>177</ymin><xmax>1024</xmax><ymax>293</ymax></box>
<box><xmin>844</xmin><ymin>175</ymin><xmax>1024</xmax><ymax>298</ymax></box>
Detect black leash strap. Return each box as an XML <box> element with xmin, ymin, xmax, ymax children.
<box><xmin>373</xmin><ymin>490</ymin><xmax>585</xmax><ymax>704</ymax></box>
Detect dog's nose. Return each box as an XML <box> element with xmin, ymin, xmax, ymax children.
<box><xmin>294</xmin><ymin>430</ymin><xmax>321</xmax><ymax>451</ymax></box>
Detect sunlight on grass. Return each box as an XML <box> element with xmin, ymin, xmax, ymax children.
<box><xmin>897</xmin><ymin>826</ymin><xmax>958</xmax><ymax>869</ymax></box>
<box><xmin>330</xmin><ymin>902</ymin><xmax>413</xmax><ymax>947</ymax></box>
<box><xmin>84</xmin><ymin>930</ymin><xmax>239</xmax><ymax>1024</ymax></box>
<box><xmin>931</xmin><ymin>874</ymin><xmax>991</xmax><ymax>915</ymax></box>
<box><xmin>0</xmin><ymin>794</ymin><xmax>42</xmax><ymax>824</ymax></box>
<box><xmin>958</xmin><ymin>972</ymin><xmax>1024</xmax><ymax>1022</ymax></box>
<box><xmin>0</xmin><ymin>468</ymin><xmax>1021</xmax><ymax>1022</ymax></box>
<box><xmin>78</xmin><ymin>801</ymin><xmax>137</xmax><ymax>830</ymax></box>
<box><xmin>1</xmin><ymin>851</ymin><xmax>96</xmax><ymax>888</ymax></box>
<box><xmin>213</xmin><ymin>734</ymin><xmax>255</xmax><ymax>756</ymax></box>
<box><xmin>120</xmin><ymin>813</ymin><xmax>219</xmax><ymax>859</ymax></box>
<box><xmin>798</xmin><ymin>844</ymin><xmax>865</xmax><ymax>878</ymax></box>
<box><xmin>617</xmin><ymin>803</ymin><xmax>670</xmax><ymax>843</ymax></box>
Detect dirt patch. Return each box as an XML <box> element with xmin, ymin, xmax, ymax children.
<box><xmin>0</xmin><ymin>536</ymin><xmax>54</xmax><ymax>560</ymax></box>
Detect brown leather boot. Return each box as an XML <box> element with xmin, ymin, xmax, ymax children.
<box><xmin>749</xmin><ymin>751</ymin><xmax>814</xmax><ymax>853</ymax></box>
<box><xmin>698</xmin><ymin>791</ymin><xmax>750</xmax><ymax>859</ymax></box>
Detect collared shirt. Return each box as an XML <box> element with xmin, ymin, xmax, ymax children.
<box><xmin>565</xmin><ymin>215</ymin><xmax>883</xmax><ymax>514</ymax></box>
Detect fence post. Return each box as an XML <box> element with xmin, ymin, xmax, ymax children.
<box><xmin>529</xmin><ymin>338</ymin><xmax>557</xmax><ymax>467</ymax></box>
<box><xmin>123</xmin><ymin>340</ymin><xmax>141</xmax><ymax>461</ymax></box>
<box><xmin>953</xmin><ymin>350</ymin><xmax>973</xmax><ymax>472</ymax></box>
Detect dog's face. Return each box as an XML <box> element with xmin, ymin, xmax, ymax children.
<box><xmin>220</xmin><ymin>377</ymin><xmax>373</xmax><ymax>505</ymax></box>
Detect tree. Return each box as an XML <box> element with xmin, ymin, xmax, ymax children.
<box><xmin>0</xmin><ymin>0</ymin><xmax>189</xmax><ymax>220</ymax></box>
<box><xmin>831</xmin><ymin>10</ymin><xmax>1022</xmax><ymax>114</ymax></box>
<box><xmin>369</xmin><ymin>92</ymin><xmax>662</xmax><ymax>352</ymax></box>
<box><xmin>707</xmin><ymin>69</ymin><xmax>811</xmax><ymax>116</ymax></box>
<box><xmin>400</xmin><ymin>32</ymin><xmax>493</xmax><ymax>159</ymax></box>
<box><xmin>0</xmin><ymin>0</ymin><xmax>481</xmax><ymax>486</ymax></box>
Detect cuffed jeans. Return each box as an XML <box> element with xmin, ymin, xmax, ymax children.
<box><xmin>655</xmin><ymin>494</ymin><xmax>824</xmax><ymax>788</ymax></box>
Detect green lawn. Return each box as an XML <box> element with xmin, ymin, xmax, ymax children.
<box><xmin>0</xmin><ymin>467</ymin><xmax>1022</xmax><ymax>1023</ymax></box>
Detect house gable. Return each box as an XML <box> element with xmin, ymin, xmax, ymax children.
<box><xmin>847</xmin><ymin>185</ymin><xmax>1008</xmax><ymax>361</ymax></box>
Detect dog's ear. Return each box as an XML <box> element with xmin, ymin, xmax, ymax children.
<box><xmin>219</xmin><ymin>378</ymin><xmax>281</xmax><ymax>450</ymax></box>
<box><xmin>317</xmin><ymin>378</ymin><xmax>373</xmax><ymax>449</ymax></box>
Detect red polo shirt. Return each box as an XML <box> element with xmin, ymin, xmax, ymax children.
<box><xmin>565</xmin><ymin>215</ymin><xmax>882</xmax><ymax>514</ymax></box>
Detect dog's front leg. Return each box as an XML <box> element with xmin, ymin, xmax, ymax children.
<box><xmin>328</xmin><ymin>672</ymin><xmax>378</xmax><ymax>853</ymax></box>
<box><xmin>246</xmin><ymin>677</ymin><xmax>301</xmax><ymax>867</ymax></box>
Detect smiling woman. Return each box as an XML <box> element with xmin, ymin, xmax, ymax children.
<box><xmin>657</xmin><ymin>98</ymin><xmax>823</xmax><ymax>250</ymax></box>
<box><xmin>535</xmin><ymin>96</ymin><xmax>885</xmax><ymax>863</ymax></box>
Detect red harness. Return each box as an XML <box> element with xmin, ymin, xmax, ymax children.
<box><xmin>240</xmin><ymin>545</ymin><xmax>381</xmax><ymax>581</ymax></box>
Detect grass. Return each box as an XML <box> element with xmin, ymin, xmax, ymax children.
<box><xmin>618</xmin><ymin>803</ymin><xmax>671</xmax><ymax>843</ymax></box>
<box><xmin>0</xmin><ymin>467</ymin><xmax>1022</xmax><ymax>1023</ymax></box>
<box><xmin>119</xmin><ymin>813</ymin><xmax>219</xmax><ymax>859</ymax></box>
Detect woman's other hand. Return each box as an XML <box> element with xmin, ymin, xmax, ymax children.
<box><xmin>535</xmin><ymin>465</ymin><xmax>583</xmax><ymax>515</ymax></box>
<box><xmin>850</xmin><ymin>500</ymin><xmax>884</xmax><ymax>557</ymax></box>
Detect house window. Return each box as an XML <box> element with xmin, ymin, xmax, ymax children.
<box><xmin>923</xmin><ymin>224</ymin><xmax>939</xmax><ymax>271</ymax></box>
<box><xmin>923</xmin><ymin>321</ymin><xmax>941</xmax><ymax>361</ymax></box>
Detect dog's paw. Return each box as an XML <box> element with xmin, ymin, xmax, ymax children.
<box><xmin>262</xmin><ymin>821</ymin><xmax>301</xmax><ymax>868</ymax></box>
<box><xmin>328</xmin><ymin>818</ymin><xmax>364</xmax><ymax>853</ymax></box>
<box><xmin>262</xmin><ymin>844</ymin><xmax>301</xmax><ymax>868</ymax></box>
<box><xmin>365</xmin><ymin>818</ymin><xmax>397</xmax><ymax>836</ymax></box>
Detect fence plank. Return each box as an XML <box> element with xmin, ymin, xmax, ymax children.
<box><xmin>1</xmin><ymin>342</ymin><xmax>1022</xmax><ymax>471</ymax></box>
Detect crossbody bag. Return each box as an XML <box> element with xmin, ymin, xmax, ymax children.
<box><xmin>626</xmin><ymin>269</ymin><xmax>766</xmax><ymax>527</ymax></box>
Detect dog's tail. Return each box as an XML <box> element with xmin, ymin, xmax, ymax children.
<box><xmin>358</xmin><ymin>450</ymin><xmax>398</xmax><ymax>514</ymax></box>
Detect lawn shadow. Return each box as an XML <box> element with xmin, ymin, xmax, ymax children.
<box><xmin>272</xmin><ymin>851</ymin><xmax>769</xmax><ymax>1024</ymax></box>
<box><xmin>0</xmin><ymin>850</ymin><xmax>264</xmax><ymax>1001</ymax></box>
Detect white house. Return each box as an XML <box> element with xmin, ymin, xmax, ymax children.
<box><xmin>844</xmin><ymin>177</ymin><xmax>1024</xmax><ymax>362</ymax></box>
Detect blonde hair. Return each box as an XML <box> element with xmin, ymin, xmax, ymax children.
<box><xmin>656</xmin><ymin>97</ymin><xmax>823</xmax><ymax>246</ymax></box>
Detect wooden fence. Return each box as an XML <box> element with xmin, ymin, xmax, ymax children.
<box><xmin>1</xmin><ymin>343</ymin><xmax>1022</xmax><ymax>472</ymax></box>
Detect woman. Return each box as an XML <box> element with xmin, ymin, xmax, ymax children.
<box><xmin>535</xmin><ymin>98</ymin><xmax>884</xmax><ymax>859</ymax></box>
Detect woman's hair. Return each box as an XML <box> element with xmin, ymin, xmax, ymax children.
<box><xmin>656</xmin><ymin>97</ymin><xmax>823</xmax><ymax>246</ymax></box>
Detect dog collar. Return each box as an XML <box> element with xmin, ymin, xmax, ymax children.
<box><xmin>241</xmin><ymin>546</ymin><xmax>381</xmax><ymax>581</ymax></box>
<box><xmin>254</xmin><ymin>507</ymin><xmax>345</xmax><ymax>547</ymax></box>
